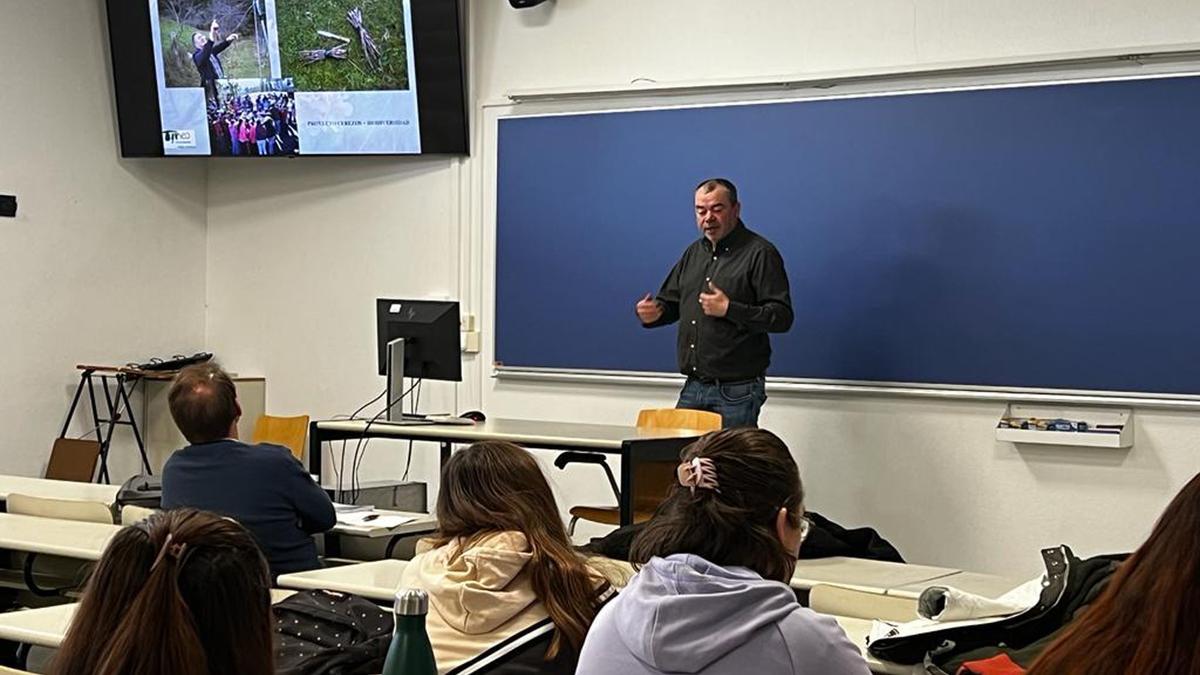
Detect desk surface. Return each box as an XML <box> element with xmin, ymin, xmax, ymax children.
<box><xmin>888</xmin><ymin>570</ymin><xmax>1024</xmax><ymax>600</ymax></box>
<box><xmin>314</xmin><ymin>418</ymin><xmax>702</xmax><ymax>451</ymax></box>
<box><xmin>0</xmin><ymin>513</ymin><xmax>121</xmax><ymax>560</ymax></box>
<box><xmin>277</xmin><ymin>560</ymin><xmax>408</xmax><ymax>601</ymax></box>
<box><xmin>0</xmin><ymin>476</ymin><xmax>121</xmax><ymax>505</ymax></box>
<box><xmin>330</xmin><ymin>510</ymin><xmax>437</xmax><ymax>539</ymax></box>
<box><xmin>791</xmin><ymin>557</ymin><xmax>960</xmax><ymax>595</ymax></box>
<box><xmin>0</xmin><ymin>590</ymin><xmax>296</xmax><ymax>649</ymax></box>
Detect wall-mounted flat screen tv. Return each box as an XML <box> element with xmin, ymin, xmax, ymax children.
<box><xmin>105</xmin><ymin>0</ymin><xmax>467</xmax><ymax>156</ymax></box>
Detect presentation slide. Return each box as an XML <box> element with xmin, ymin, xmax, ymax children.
<box><xmin>147</xmin><ymin>0</ymin><xmax>420</xmax><ymax>156</ymax></box>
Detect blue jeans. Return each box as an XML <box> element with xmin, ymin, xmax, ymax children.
<box><xmin>676</xmin><ymin>376</ymin><xmax>767</xmax><ymax>428</ymax></box>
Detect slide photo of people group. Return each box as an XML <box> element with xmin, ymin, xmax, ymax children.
<box><xmin>149</xmin><ymin>0</ymin><xmax>420</xmax><ymax>156</ymax></box>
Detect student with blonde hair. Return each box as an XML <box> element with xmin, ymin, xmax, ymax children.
<box><xmin>400</xmin><ymin>440</ymin><xmax>611</xmax><ymax>673</ymax></box>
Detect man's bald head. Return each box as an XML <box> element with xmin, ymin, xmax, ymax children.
<box><xmin>168</xmin><ymin>363</ymin><xmax>240</xmax><ymax>444</ymax></box>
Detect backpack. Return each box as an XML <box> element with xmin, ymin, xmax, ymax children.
<box><xmin>275</xmin><ymin>589</ymin><xmax>394</xmax><ymax>675</ymax></box>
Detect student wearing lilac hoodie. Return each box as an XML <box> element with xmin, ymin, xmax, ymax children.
<box><xmin>577</xmin><ymin>429</ymin><xmax>870</xmax><ymax>675</ymax></box>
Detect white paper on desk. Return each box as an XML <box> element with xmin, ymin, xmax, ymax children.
<box><xmin>867</xmin><ymin>620</ymin><xmax>902</xmax><ymax>645</ymax></box>
<box><xmin>333</xmin><ymin>502</ymin><xmax>373</xmax><ymax>514</ymax></box>
<box><xmin>337</xmin><ymin>512</ymin><xmax>417</xmax><ymax>529</ymax></box>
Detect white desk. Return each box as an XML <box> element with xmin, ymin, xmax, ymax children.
<box><xmin>888</xmin><ymin>570</ymin><xmax>1024</xmax><ymax>600</ymax></box>
<box><xmin>331</xmin><ymin>510</ymin><xmax>436</xmax><ymax>539</ymax></box>
<box><xmin>313</xmin><ymin>418</ymin><xmax>700</xmax><ymax>451</ymax></box>
<box><xmin>0</xmin><ymin>513</ymin><xmax>121</xmax><ymax>560</ymax></box>
<box><xmin>311</xmin><ymin>418</ymin><xmax>702</xmax><ymax>526</ymax></box>
<box><xmin>791</xmin><ymin>557</ymin><xmax>960</xmax><ymax>595</ymax></box>
<box><xmin>330</xmin><ymin>509</ymin><xmax>437</xmax><ymax>559</ymax></box>
<box><xmin>0</xmin><ymin>590</ymin><xmax>296</xmax><ymax>649</ymax></box>
<box><xmin>834</xmin><ymin>615</ymin><xmax>922</xmax><ymax>675</ymax></box>
<box><xmin>277</xmin><ymin>560</ymin><xmax>407</xmax><ymax>602</ymax></box>
<box><xmin>0</xmin><ymin>476</ymin><xmax>120</xmax><ymax>506</ymax></box>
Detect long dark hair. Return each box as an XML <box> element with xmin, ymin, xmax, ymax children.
<box><xmin>428</xmin><ymin>441</ymin><xmax>609</xmax><ymax>658</ymax></box>
<box><xmin>630</xmin><ymin>428</ymin><xmax>804</xmax><ymax>583</ymax></box>
<box><xmin>50</xmin><ymin>508</ymin><xmax>274</xmax><ymax>675</ymax></box>
<box><xmin>1027</xmin><ymin>472</ymin><xmax>1200</xmax><ymax>675</ymax></box>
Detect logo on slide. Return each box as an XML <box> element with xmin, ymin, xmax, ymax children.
<box><xmin>162</xmin><ymin>129</ymin><xmax>196</xmax><ymax>149</ymax></box>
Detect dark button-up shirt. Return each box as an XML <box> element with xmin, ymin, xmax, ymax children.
<box><xmin>645</xmin><ymin>222</ymin><xmax>793</xmax><ymax>381</ymax></box>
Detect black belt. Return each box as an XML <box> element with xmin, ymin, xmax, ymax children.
<box><xmin>688</xmin><ymin>375</ymin><xmax>759</xmax><ymax>386</ymax></box>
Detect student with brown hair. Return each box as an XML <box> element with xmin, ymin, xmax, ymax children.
<box><xmin>577</xmin><ymin>428</ymin><xmax>868</xmax><ymax>675</ymax></box>
<box><xmin>398</xmin><ymin>440</ymin><xmax>611</xmax><ymax>673</ymax></box>
<box><xmin>50</xmin><ymin>509</ymin><xmax>274</xmax><ymax>675</ymax></box>
<box><xmin>1026</xmin><ymin>471</ymin><xmax>1200</xmax><ymax>675</ymax></box>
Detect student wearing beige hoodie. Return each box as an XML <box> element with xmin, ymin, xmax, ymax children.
<box><xmin>399</xmin><ymin>441</ymin><xmax>612</xmax><ymax>674</ymax></box>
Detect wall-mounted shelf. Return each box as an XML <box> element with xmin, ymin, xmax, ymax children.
<box><xmin>996</xmin><ymin>404</ymin><xmax>1133</xmax><ymax>449</ymax></box>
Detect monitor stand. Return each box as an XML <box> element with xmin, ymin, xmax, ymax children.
<box><xmin>386</xmin><ymin>338</ymin><xmax>413</xmax><ymax>424</ymax></box>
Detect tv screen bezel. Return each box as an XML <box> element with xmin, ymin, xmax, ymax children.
<box><xmin>104</xmin><ymin>0</ymin><xmax>468</xmax><ymax>158</ymax></box>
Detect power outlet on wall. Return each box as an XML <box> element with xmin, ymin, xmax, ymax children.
<box><xmin>0</xmin><ymin>195</ymin><xmax>15</xmax><ymax>218</ymax></box>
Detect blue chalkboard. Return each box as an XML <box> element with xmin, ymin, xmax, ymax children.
<box><xmin>496</xmin><ymin>75</ymin><xmax>1200</xmax><ymax>395</ymax></box>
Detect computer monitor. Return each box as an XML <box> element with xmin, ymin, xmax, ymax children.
<box><xmin>376</xmin><ymin>299</ymin><xmax>462</xmax><ymax>422</ymax></box>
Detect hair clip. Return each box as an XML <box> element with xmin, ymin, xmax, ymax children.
<box><xmin>151</xmin><ymin>533</ymin><xmax>189</xmax><ymax>570</ymax></box>
<box><xmin>676</xmin><ymin>456</ymin><xmax>720</xmax><ymax>495</ymax></box>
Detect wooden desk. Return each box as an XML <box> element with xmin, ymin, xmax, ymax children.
<box><xmin>0</xmin><ymin>590</ymin><xmax>296</xmax><ymax>650</ymax></box>
<box><xmin>0</xmin><ymin>476</ymin><xmax>120</xmax><ymax>506</ymax></box>
<box><xmin>277</xmin><ymin>559</ymin><xmax>407</xmax><ymax>602</ymax></box>
<box><xmin>310</xmin><ymin>418</ymin><xmax>701</xmax><ymax>525</ymax></box>
<box><xmin>0</xmin><ymin>513</ymin><xmax>121</xmax><ymax>560</ymax></box>
<box><xmin>791</xmin><ymin>557</ymin><xmax>960</xmax><ymax>595</ymax></box>
<box><xmin>834</xmin><ymin>615</ymin><xmax>922</xmax><ymax>675</ymax></box>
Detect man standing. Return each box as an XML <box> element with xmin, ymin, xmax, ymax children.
<box><xmin>636</xmin><ymin>179</ymin><xmax>793</xmax><ymax>427</ymax></box>
<box><xmin>192</xmin><ymin>19</ymin><xmax>238</xmax><ymax>102</ymax></box>
<box><xmin>161</xmin><ymin>363</ymin><xmax>335</xmax><ymax>578</ymax></box>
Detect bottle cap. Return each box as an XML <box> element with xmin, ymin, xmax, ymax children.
<box><xmin>394</xmin><ymin>588</ymin><xmax>429</xmax><ymax>616</ymax></box>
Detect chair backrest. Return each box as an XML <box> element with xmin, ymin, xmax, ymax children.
<box><xmin>807</xmin><ymin>583</ymin><xmax>919</xmax><ymax>623</ymax></box>
<box><xmin>630</xmin><ymin>408</ymin><xmax>723</xmax><ymax>513</ymax></box>
<box><xmin>252</xmin><ymin>414</ymin><xmax>310</xmax><ymax>460</ymax></box>
<box><xmin>44</xmin><ymin>438</ymin><xmax>102</xmax><ymax>482</ymax></box>
<box><xmin>6</xmin><ymin>493</ymin><xmax>114</xmax><ymax>524</ymax></box>
<box><xmin>636</xmin><ymin>408</ymin><xmax>722</xmax><ymax>432</ymax></box>
<box><xmin>120</xmin><ymin>504</ymin><xmax>158</xmax><ymax>526</ymax></box>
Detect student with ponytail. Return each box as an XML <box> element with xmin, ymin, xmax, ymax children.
<box><xmin>398</xmin><ymin>440</ymin><xmax>611</xmax><ymax>673</ymax></box>
<box><xmin>577</xmin><ymin>428</ymin><xmax>868</xmax><ymax>675</ymax></box>
<box><xmin>50</xmin><ymin>509</ymin><xmax>274</xmax><ymax>675</ymax></box>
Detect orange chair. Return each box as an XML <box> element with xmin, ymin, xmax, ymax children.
<box><xmin>251</xmin><ymin>414</ymin><xmax>310</xmax><ymax>460</ymax></box>
<box><xmin>560</xmin><ymin>408</ymin><xmax>721</xmax><ymax>535</ymax></box>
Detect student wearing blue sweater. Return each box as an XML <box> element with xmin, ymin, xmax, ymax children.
<box><xmin>161</xmin><ymin>363</ymin><xmax>335</xmax><ymax>578</ymax></box>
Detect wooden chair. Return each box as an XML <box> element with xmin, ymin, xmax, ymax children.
<box><xmin>561</xmin><ymin>409</ymin><xmax>721</xmax><ymax>535</ymax></box>
<box><xmin>5</xmin><ymin>494</ymin><xmax>112</xmax><ymax>598</ymax></box>
<box><xmin>44</xmin><ymin>438</ymin><xmax>102</xmax><ymax>482</ymax></box>
<box><xmin>252</xmin><ymin>414</ymin><xmax>310</xmax><ymax>460</ymax></box>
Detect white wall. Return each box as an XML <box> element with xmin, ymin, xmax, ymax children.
<box><xmin>203</xmin><ymin>0</ymin><xmax>1200</xmax><ymax>577</ymax></box>
<box><xmin>0</xmin><ymin>0</ymin><xmax>208</xmax><ymax>480</ymax></box>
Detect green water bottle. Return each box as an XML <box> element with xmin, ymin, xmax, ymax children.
<box><xmin>381</xmin><ymin>588</ymin><xmax>437</xmax><ymax>675</ymax></box>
